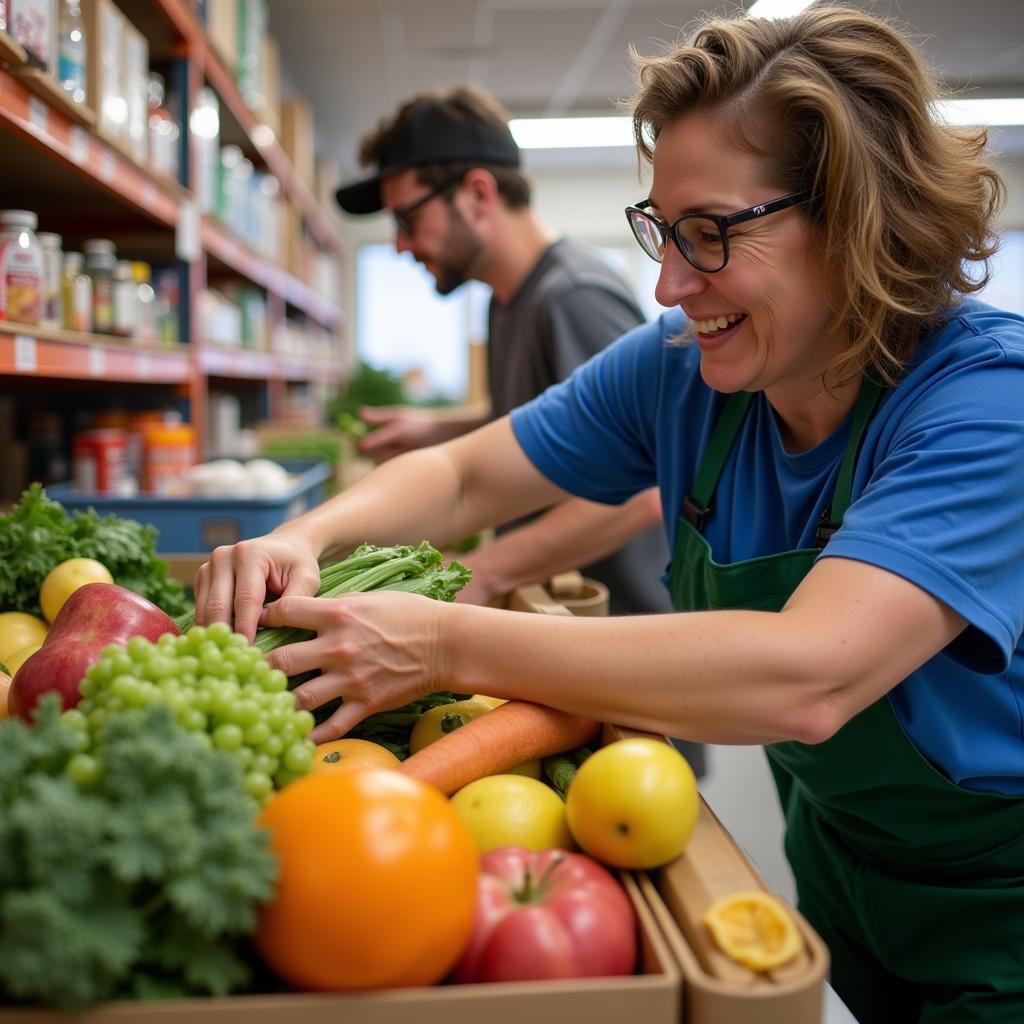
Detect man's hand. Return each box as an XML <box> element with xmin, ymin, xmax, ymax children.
<box><xmin>356</xmin><ymin>403</ymin><xmax>491</xmax><ymax>463</ymax></box>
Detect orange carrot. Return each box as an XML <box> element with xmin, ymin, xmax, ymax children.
<box><xmin>397</xmin><ymin>699</ymin><xmax>601</xmax><ymax>795</ymax></box>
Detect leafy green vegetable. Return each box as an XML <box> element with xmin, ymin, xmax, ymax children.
<box><xmin>175</xmin><ymin>542</ymin><xmax>474</xmax><ymax>758</ymax></box>
<box><xmin>0</xmin><ymin>695</ymin><xmax>276</xmax><ymax>1010</ymax></box>
<box><xmin>0</xmin><ymin>485</ymin><xmax>190</xmax><ymax>619</ymax></box>
<box><xmin>326</xmin><ymin>360</ymin><xmax>407</xmax><ymax>427</ymax></box>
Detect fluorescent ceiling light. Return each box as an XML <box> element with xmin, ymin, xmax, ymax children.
<box><xmin>509</xmin><ymin>116</ymin><xmax>633</xmax><ymax>150</ymax></box>
<box><xmin>744</xmin><ymin>0</ymin><xmax>815</xmax><ymax>18</ymax></box>
<box><xmin>509</xmin><ymin>98</ymin><xmax>1024</xmax><ymax>152</ymax></box>
<box><xmin>936</xmin><ymin>98</ymin><xmax>1024</xmax><ymax>127</ymax></box>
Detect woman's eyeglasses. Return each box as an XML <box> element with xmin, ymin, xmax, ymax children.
<box><xmin>625</xmin><ymin>190</ymin><xmax>812</xmax><ymax>272</ymax></box>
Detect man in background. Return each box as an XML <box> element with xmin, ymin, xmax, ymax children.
<box><xmin>335</xmin><ymin>84</ymin><xmax>704</xmax><ymax>774</ymax></box>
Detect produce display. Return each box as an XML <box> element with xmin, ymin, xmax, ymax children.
<box><xmin>0</xmin><ymin>493</ymin><xmax>813</xmax><ymax>1016</ymax></box>
<box><xmin>0</xmin><ymin>696</ymin><xmax>276</xmax><ymax>1010</ymax></box>
<box><xmin>73</xmin><ymin>622</ymin><xmax>316</xmax><ymax>800</ymax></box>
<box><xmin>0</xmin><ymin>485</ymin><xmax>190</xmax><ymax>620</ymax></box>
<box><xmin>8</xmin><ymin>582</ymin><xmax>179</xmax><ymax>720</ymax></box>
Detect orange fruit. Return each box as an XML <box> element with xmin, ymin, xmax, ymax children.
<box><xmin>703</xmin><ymin>890</ymin><xmax>803</xmax><ymax>972</ymax></box>
<box><xmin>255</xmin><ymin>768</ymin><xmax>478</xmax><ymax>991</ymax></box>
<box><xmin>312</xmin><ymin>737</ymin><xmax>400</xmax><ymax>773</ymax></box>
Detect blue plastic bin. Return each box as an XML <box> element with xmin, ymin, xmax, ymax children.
<box><xmin>47</xmin><ymin>460</ymin><xmax>333</xmax><ymax>553</ymax></box>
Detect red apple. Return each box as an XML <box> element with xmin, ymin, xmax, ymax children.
<box><xmin>8</xmin><ymin>583</ymin><xmax>180</xmax><ymax>721</ymax></box>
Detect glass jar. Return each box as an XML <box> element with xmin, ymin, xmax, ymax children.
<box><xmin>61</xmin><ymin>251</ymin><xmax>92</xmax><ymax>333</ymax></box>
<box><xmin>112</xmin><ymin>259</ymin><xmax>136</xmax><ymax>338</ymax></box>
<box><xmin>83</xmin><ymin>238</ymin><xmax>116</xmax><ymax>334</ymax></box>
<box><xmin>37</xmin><ymin>231</ymin><xmax>63</xmax><ymax>329</ymax></box>
<box><xmin>0</xmin><ymin>209</ymin><xmax>43</xmax><ymax>325</ymax></box>
<box><xmin>132</xmin><ymin>261</ymin><xmax>157</xmax><ymax>345</ymax></box>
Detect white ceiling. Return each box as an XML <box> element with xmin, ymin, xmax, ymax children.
<box><xmin>265</xmin><ymin>0</ymin><xmax>1024</xmax><ymax>183</ymax></box>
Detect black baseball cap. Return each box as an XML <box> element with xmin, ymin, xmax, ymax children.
<box><xmin>334</xmin><ymin>99</ymin><xmax>521</xmax><ymax>215</ymax></box>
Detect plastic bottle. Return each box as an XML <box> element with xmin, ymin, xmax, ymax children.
<box><xmin>147</xmin><ymin>72</ymin><xmax>180</xmax><ymax>182</ymax></box>
<box><xmin>57</xmin><ymin>0</ymin><xmax>87</xmax><ymax>105</ymax></box>
<box><xmin>61</xmin><ymin>252</ymin><xmax>92</xmax><ymax>333</ymax></box>
<box><xmin>142</xmin><ymin>423</ymin><xmax>195</xmax><ymax>495</ymax></box>
<box><xmin>37</xmin><ymin>231</ymin><xmax>63</xmax><ymax>330</ymax></box>
<box><xmin>112</xmin><ymin>259</ymin><xmax>136</xmax><ymax>338</ymax></box>
<box><xmin>0</xmin><ymin>210</ymin><xmax>43</xmax><ymax>325</ymax></box>
<box><xmin>132</xmin><ymin>262</ymin><xmax>157</xmax><ymax>345</ymax></box>
<box><xmin>83</xmin><ymin>239</ymin><xmax>116</xmax><ymax>334</ymax></box>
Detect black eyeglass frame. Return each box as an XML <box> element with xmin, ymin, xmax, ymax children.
<box><xmin>392</xmin><ymin>175</ymin><xmax>465</xmax><ymax>236</ymax></box>
<box><xmin>625</xmin><ymin>189</ymin><xmax>813</xmax><ymax>272</ymax></box>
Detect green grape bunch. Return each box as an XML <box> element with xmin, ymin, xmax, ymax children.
<box><xmin>69</xmin><ymin>622</ymin><xmax>316</xmax><ymax>802</ymax></box>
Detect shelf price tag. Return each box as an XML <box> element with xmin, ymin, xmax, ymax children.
<box><xmin>137</xmin><ymin>352</ymin><xmax>152</xmax><ymax>378</ymax></box>
<box><xmin>89</xmin><ymin>345</ymin><xmax>106</xmax><ymax>377</ymax></box>
<box><xmin>14</xmin><ymin>335</ymin><xmax>37</xmax><ymax>372</ymax></box>
<box><xmin>70</xmin><ymin>126</ymin><xmax>89</xmax><ymax>165</ymax></box>
<box><xmin>176</xmin><ymin>200</ymin><xmax>200</xmax><ymax>262</ymax></box>
<box><xmin>28</xmin><ymin>96</ymin><xmax>48</xmax><ymax>134</ymax></box>
<box><xmin>99</xmin><ymin>149</ymin><xmax>116</xmax><ymax>182</ymax></box>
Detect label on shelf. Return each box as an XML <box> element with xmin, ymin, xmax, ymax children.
<box><xmin>99</xmin><ymin>149</ymin><xmax>116</xmax><ymax>183</ymax></box>
<box><xmin>13</xmin><ymin>335</ymin><xmax>37</xmax><ymax>372</ymax></box>
<box><xmin>28</xmin><ymin>95</ymin><xmax>47</xmax><ymax>134</ymax></box>
<box><xmin>88</xmin><ymin>345</ymin><xmax>106</xmax><ymax>377</ymax></box>
<box><xmin>136</xmin><ymin>352</ymin><xmax>151</xmax><ymax>378</ymax></box>
<box><xmin>70</xmin><ymin>125</ymin><xmax>89</xmax><ymax>164</ymax></box>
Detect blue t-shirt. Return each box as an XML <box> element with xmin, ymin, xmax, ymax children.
<box><xmin>511</xmin><ymin>299</ymin><xmax>1024</xmax><ymax>795</ymax></box>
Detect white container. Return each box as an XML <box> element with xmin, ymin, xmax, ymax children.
<box><xmin>36</xmin><ymin>230</ymin><xmax>62</xmax><ymax>329</ymax></box>
<box><xmin>0</xmin><ymin>210</ymin><xmax>43</xmax><ymax>325</ymax></box>
<box><xmin>112</xmin><ymin>258</ymin><xmax>136</xmax><ymax>337</ymax></box>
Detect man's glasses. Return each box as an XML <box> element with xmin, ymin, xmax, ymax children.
<box><xmin>392</xmin><ymin>176</ymin><xmax>464</xmax><ymax>236</ymax></box>
<box><xmin>625</xmin><ymin>190</ymin><xmax>812</xmax><ymax>272</ymax></box>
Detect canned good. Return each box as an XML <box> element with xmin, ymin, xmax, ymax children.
<box><xmin>73</xmin><ymin>429</ymin><xmax>127</xmax><ymax>494</ymax></box>
<box><xmin>142</xmin><ymin>423</ymin><xmax>194</xmax><ymax>495</ymax></box>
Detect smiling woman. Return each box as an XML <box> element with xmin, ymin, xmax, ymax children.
<box><xmin>194</xmin><ymin>7</ymin><xmax>1024</xmax><ymax>1022</ymax></box>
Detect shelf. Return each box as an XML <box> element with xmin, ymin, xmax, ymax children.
<box><xmin>201</xmin><ymin>41</ymin><xmax>340</xmax><ymax>256</ymax></box>
<box><xmin>0</xmin><ymin>322</ymin><xmax>190</xmax><ymax>383</ymax></box>
<box><xmin>202</xmin><ymin>218</ymin><xmax>344</xmax><ymax>328</ymax></box>
<box><xmin>198</xmin><ymin>340</ymin><xmax>338</xmax><ymax>383</ymax></box>
<box><xmin>0</xmin><ymin>29</ymin><xmax>27</xmax><ymax>67</ymax></box>
<box><xmin>0</xmin><ymin>67</ymin><xmax>181</xmax><ymax>228</ymax></box>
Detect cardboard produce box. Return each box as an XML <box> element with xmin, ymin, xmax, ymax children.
<box><xmin>0</xmin><ymin>874</ymin><xmax>680</xmax><ymax>1024</ymax></box>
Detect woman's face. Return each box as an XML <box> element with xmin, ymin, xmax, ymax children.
<box><xmin>649</xmin><ymin>112</ymin><xmax>842</xmax><ymax>406</ymax></box>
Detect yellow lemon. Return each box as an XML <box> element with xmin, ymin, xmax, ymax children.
<box><xmin>450</xmin><ymin>774</ymin><xmax>573</xmax><ymax>853</ymax></box>
<box><xmin>0</xmin><ymin>612</ymin><xmax>48</xmax><ymax>664</ymax></box>
<box><xmin>5</xmin><ymin>643</ymin><xmax>42</xmax><ymax>677</ymax></box>
<box><xmin>409</xmin><ymin>698</ymin><xmax>493</xmax><ymax>754</ymax></box>
<box><xmin>312</xmin><ymin>738</ymin><xmax>400</xmax><ymax>773</ymax></box>
<box><xmin>702</xmin><ymin>890</ymin><xmax>803</xmax><ymax>972</ymax></box>
<box><xmin>565</xmin><ymin>738</ymin><xmax>699</xmax><ymax>869</ymax></box>
<box><xmin>40</xmin><ymin>558</ymin><xmax>114</xmax><ymax>623</ymax></box>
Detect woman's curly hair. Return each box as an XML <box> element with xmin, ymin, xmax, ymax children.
<box><xmin>631</xmin><ymin>5</ymin><xmax>1005</xmax><ymax>386</ymax></box>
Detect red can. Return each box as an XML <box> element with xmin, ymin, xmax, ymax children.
<box><xmin>73</xmin><ymin>429</ymin><xmax>127</xmax><ymax>494</ymax></box>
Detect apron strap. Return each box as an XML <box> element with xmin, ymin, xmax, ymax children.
<box><xmin>814</xmin><ymin>379</ymin><xmax>886</xmax><ymax>547</ymax></box>
<box><xmin>682</xmin><ymin>380</ymin><xmax>886</xmax><ymax>540</ymax></box>
<box><xmin>683</xmin><ymin>391</ymin><xmax>754</xmax><ymax>530</ymax></box>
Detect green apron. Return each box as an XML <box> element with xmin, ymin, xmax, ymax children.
<box><xmin>669</xmin><ymin>382</ymin><xmax>1024</xmax><ymax>1023</ymax></box>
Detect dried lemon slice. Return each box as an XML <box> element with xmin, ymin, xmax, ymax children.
<box><xmin>703</xmin><ymin>890</ymin><xmax>803</xmax><ymax>972</ymax></box>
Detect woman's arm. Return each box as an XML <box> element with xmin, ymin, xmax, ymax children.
<box><xmin>455</xmin><ymin>489</ymin><xmax>663</xmax><ymax>606</ymax></box>
<box><xmin>265</xmin><ymin>554</ymin><xmax>967</xmax><ymax>744</ymax></box>
<box><xmin>195</xmin><ymin>418</ymin><xmax>566</xmax><ymax>641</ymax></box>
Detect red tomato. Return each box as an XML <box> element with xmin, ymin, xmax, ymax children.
<box><xmin>451</xmin><ymin>844</ymin><xmax>637</xmax><ymax>983</ymax></box>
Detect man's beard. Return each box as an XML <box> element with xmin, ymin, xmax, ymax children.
<box><xmin>431</xmin><ymin>205</ymin><xmax>484</xmax><ymax>296</ymax></box>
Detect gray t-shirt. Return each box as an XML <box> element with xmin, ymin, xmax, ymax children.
<box><xmin>487</xmin><ymin>238</ymin><xmax>672</xmax><ymax>615</ymax></box>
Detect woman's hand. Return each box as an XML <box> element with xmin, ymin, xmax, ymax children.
<box><xmin>193</xmin><ymin>532</ymin><xmax>323</xmax><ymax>643</ymax></box>
<box><xmin>259</xmin><ymin>590</ymin><xmax>452</xmax><ymax>744</ymax></box>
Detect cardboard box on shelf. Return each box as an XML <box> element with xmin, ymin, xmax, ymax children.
<box><xmin>255</xmin><ymin>33</ymin><xmax>279</xmax><ymax>133</ymax></box>
<box><xmin>279</xmin><ymin>96</ymin><xmax>314</xmax><ymax>190</ymax></box>
<box><xmin>121</xmin><ymin>20</ymin><xmax>148</xmax><ymax>164</ymax></box>
<box><xmin>83</xmin><ymin>0</ymin><xmax>127</xmax><ymax>148</ymax></box>
<box><xmin>204</xmin><ymin>0</ymin><xmax>237</xmax><ymax>73</ymax></box>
